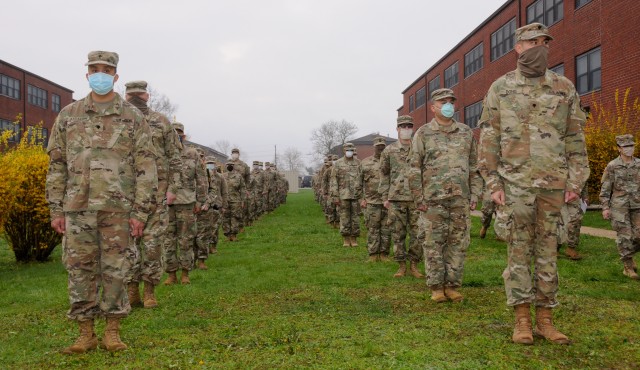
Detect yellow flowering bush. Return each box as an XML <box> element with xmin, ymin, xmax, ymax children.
<box><xmin>0</xmin><ymin>119</ymin><xmax>61</xmax><ymax>262</ymax></box>
<box><xmin>584</xmin><ymin>88</ymin><xmax>640</xmax><ymax>203</ymax></box>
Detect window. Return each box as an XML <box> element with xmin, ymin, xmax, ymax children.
<box><xmin>576</xmin><ymin>47</ymin><xmax>601</xmax><ymax>95</ymax></box>
<box><xmin>1</xmin><ymin>74</ymin><xmax>21</xmax><ymax>100</ymax></box>
<box><xmin>576</xmin><ymin>0</ymin><xmax>592</xmax><ymax>8</ymax></box>
<box><xmin>52</xmin><ymin>94</ymin><xmax>61</xmax><ymax>112</ymax></box>
<box><xmin>409</xmin><ymin>95</ymin><xmax>415</xmax><ymax>112</ymax></box>
<box><xmin>0</xmin><ymin>118</ymin><xmax>21</xmax><ymax>143</ymax></box>
<box><xmin>550</xmin><ymin>64</ymin><xmax>565</xmax><ymax>76</ymax></box>
<box><xmin>444</xmin><ymin>62</ymin><xmax>459</xmax><ymax>88</ymax></box>
<box><xmin>416</xmin><ymin>87</ymin><xmax>426</xmax><ymax>109</ymax></box>
<box><xmin>464</xmin><ymin>101</ymin><xmax>483</xmax><ymax>129</ymax></box>
<box><xmin>464</xmin><ymin>43</ymin><xmax>484</xmax><ymax>78</ymax></box>
<box><xmin>28</xmin><ymin>85</ymin><xmax>47</xmax><ymax>108</ymax></box>
<box><xmin>527</xmin><ymin>0</ymin><xmax>564</xmax><ymax>26</ymax></box>
<box><xmin>428</xmin><ymin>76</ymin><xmax>440</xmax><ymax>100</ymax></box>
<box><xmin>26</xmin><ymin>126</ymin><xmax>48</xmax><ymax>147</ymax></box>
<box><xmin>491</xmin><ymin>18</ymin><xmax>516</xmax><ymax>61</ymax></box>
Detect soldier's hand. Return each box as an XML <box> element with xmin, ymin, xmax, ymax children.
<box><xmin>194</xmin><ymin>205</ymin><xmax>201</xmax><ymax>214</ymax></box>
<box><xmin>166</xmin><ymin>191</ymin><xmax>177</xmax><ymax>205</ymax></box>
<box><xmin>417</xmin><ymin>203</ymin><xmax>427</xmax><ymax>212</ymax></box>
<box><xmin>491</xmin><ymin>190</ymin><xmax>505</xmax><ymax>206</ymax></box>
<box><xmin>564</xmin><ymin>191</ymin><xmax>579</xmax><ymax>203</ymax></box>
<box><xmin>51</xmin><ymin>217</ymin><xmax>66</xmax><ymax>234</ymax></box>
<box><xmin>129</xmin><ymin>218</ymin><xmax>145</xmax><ymax>237</ymax></box>
<box><xmin>603</xmin><ymin>209</ymin><xmax>611</xmax><ymax>220</ymax></box>
<box><xmin>360</xmin><ymin>199</ymin><xmax>367</xmax><ymax>208</ymax></box>
<box><xmin>383</xmin><ymin>200</ymin><xmax>391</xmax><ymax>209</ymax></box>
<box><xmin>202</xmin><ymin>204</ymin><xmax>209</xmax><ymax>211</ymax></box>
<box><xmin>470</xmin><ymin>200</ymin><xmax>477</xmax><ymax>210</ymax></box>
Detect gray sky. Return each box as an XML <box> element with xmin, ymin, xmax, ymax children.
<box><xmin>2</xmin><ymin>0</ymin><xmax>506</xmax><ymax>169</ymax></box>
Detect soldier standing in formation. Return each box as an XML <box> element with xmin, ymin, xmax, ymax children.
<box><xmin>46</xmin><ymin>51</ymin><xmax>158</xmax><ymax>353</ymax></box>
<box><xmin>558</xmin><ymin>185</ymin><xmax>588</xmax><ymax>260</ymax></box>
<box><xmin>600</xmin><ymin>134</ymin><xmax>640</xmax><ymax>280</ymax></box>
<box><xmin>478</xmin><ymin>23</ymin><xmax>589</xmax><ymax>345</ymax></box>
<box><xmin>205</xmin><ymin>158</ymin><xmax>228</xmax><ymax>254</ymax></box>
<box><xmin>330</xmin><ymin>142</ymin><xmax>362</xmax><ymax>247</ymax></box>
<box><xmin>223</xmin><ymin>161</ymin><xmax>246</xmax><ymax>241</ymax></box>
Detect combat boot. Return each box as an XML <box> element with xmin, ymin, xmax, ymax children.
<box><xmin>393</xmin><ymin>262</ymin><xmax>406</xmax><ymax>278</ymax></box>
<box><xmin>163</xmin><ymin>271</ymin><xmax>177</xmax><ymax>286</ymax></box>
<box><xmin>342</xmin><ymin>237</ymin><xmax>350</xmax><ymax>247</ymax></box>
<box><xmin>143</xmin><ymin>281</ymin><xmax>158</xmax><ymax>308</ymax></box>
<box><xmin>379</xmin><ymin>254</ymin><xmax>391</xmax><ymax>262</ymax></box>
<box><xmin>444</xmin><ymin>287</ymin><xmax>464</xmax><ymax>302</ymax></box>
<box><xmin>534</xmin><ymin>307</ymin><xmax>571</xmax><ymax>345</ymax></box>
<box><xmin>62</xmin><ymin>319</ymin><xmax>98</xmax><ymax>355</ymax></box>
<box><xmin>127</xmin><ymin>282</ymin><xmax>142</xmax><ymax>307</ymax></box>
<box><xmin>367</xmin><ymin>254</ymin><xmax>379</xmax><ymax>263</ymax></box>
<box><xmin>430</xmin><ymin>286</ymin><xmax>447</xmax><ymax>303</ymax></box>
<box><xmin>102</xmin><ymin>317</ymin><xmax>127</xmax><ymax>352</ymax></box>
<box><xmin>479</xmin><ymin>226</ymin><xmax>487</xmax><ymax>239</ymax></box>
<box><xmin>181</xmin><ymin>269</ymin><xmax>191</xmax><ymax>284</ymax></box>
<box><xmin>209</xmin><ymin>245</ymin><xmax>218</xmax><ymax>254</ymax></box>
<box><xmin>512</xmin><ymin>304</ymin><xmax>533</xmax><ymax>345</ymax></box>
<box><xmin>623</xmin><ymin>259</ymin><xmax>640</xmax><ymax>280</ymax></box>
<box><xmin>564</xmin><ymin>247</ymin><xmax>583</xmax><ymax>260</ymax></box>
<box><xmin>409</xmin><ymin>261</ymin><xmax>424</xmax><ymax>279</ymax></box>
<box><xmin>350</xmin><ymin>236</ymin><xmax>359</xmax><ymax>247</ymax></box>
<box><xmin>197</xmin><ymin>259</ymin><xmax>208</xmax><ymax>270</ymax></box>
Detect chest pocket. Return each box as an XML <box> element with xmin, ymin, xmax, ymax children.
<box><xmin>93</xmin><ymin>121</ymin><xmax>130</xmax><ymax>149</ymax></box>
<box><xmin>538</xmin><ymin>94</ymin><xmax>569</xmax><ymax>134</ymax></box>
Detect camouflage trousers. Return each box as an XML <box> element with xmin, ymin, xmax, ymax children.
<box><xmin>324</xmin><ymin>197</ymin><xmax>339</xmax><ymax>223</ymax></box>
<box><xmin>339</xmin><ymin>199</ymin><xmax>360</xmax><ymax>237</ymax></box>
<box><xmin>388</xmin><ymin>201</ymin><xmax>422</xmax><ymax>262</ymax></box>
<box><xmin>480</xmin><ymin>197</ymin><xmax>496</xmax><ymax>229</ymax></box>
<box><xmin>501</xmin><ymin>184</ymin><xmax>563</xmax><ymax>308</ymax></box>
<box><xmin>210</xmin><ymin>209</ymin><xmax>222</xmax><ymax>247</ymax></box>
<box><xmin>165</xmin><ymin>203</ymin><xmax>196</xmax><ymax>272</ymax></box>
<box><xmin>610</xmin><ymin>207</ymin><xmax>640</xmax><ymax>261</ymax></box>
<box><xmin>364</xmin><ymin>204</ymin><xmax>390</xmax><ymax>256</ymax></box>
<box><xmin>421</xmin><ymin>197</ymin><xmax>470</xmax><ymax>288</ymax></box>
<box><xmin>62</xmin><ymin>211</ymin><xmax>133</xmax><ymax>321</ymax></box>
<box><xmin>195</xmin><ymin>208</ymin><xmax>214</xmax><ymax>260</ymax></box>
<box><xmin>565</xmin><ymin>199</ymin><xmax>584</xmax><ymax>249</ymax></box>
<box><xmin>223</xmin><ymin>201</ymin><xmax>244</xmax><ymax>236</ymax></box>
<box><xmin>128</xmin><ymin>204</ymin><xmax>168</xmax><ymax>286</ymax></box>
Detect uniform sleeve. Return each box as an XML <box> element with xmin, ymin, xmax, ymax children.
<box><xmin>355</xmin><ymin>162</ymin><xmax>363</xmax><ymax>200</ymax></box>
<box><xmin>45</xmin><ymin>113</ymin><xmax>68</xmax><ymax>220</ymax></box>
<box><xmin>205</xmin><ymin>172</ymin><xmax>219</xmax><ymax>207</ymax></box>
<box><xmin>162</xmin><ymin>115</ymin><xmax>183</xmax><ymax>195</ymax></box>
<box><xmin>329</xmin><ymin>166</ymin><xmax>339</xmax><ymax>201</ymax></box>
<box><xmin>408</xmin><ymin>133</ymin><xmax>426</xmax><ymax>206</ymax></box>
<box><xmin>195</xmin><ymin>156</ymin><xmax>208</xmax><ymax>206</ymax></box>
<box><xmin>478</xmin><ymin>85</ymin><xmax>503</xmax><ymax>194</ymax></box>
<box><xmin>220</xmin><ymin>176</ymin><xmax>229</xmax><ymax>208</ymax></box>
<box><xmin>131</xmin><ymin>118</ymin><xmax>159</xmax><ymax>223</ymax></box>
<box><xmin>599</xmin><ymin>162</ymin><xmax>614</xmax><ymax>211</ymax></box>
<box><xmin>378</xmin><ymin>148</ymin><xmax>391</xmax><ymax>200</ymax></box>
<box><xmin>564</xmin><ymin>90</ymin><xmax>590</xmax><ymax>193</ymax></box>
<box><xmin>468</xmin><ymin>135</ymin><xmax>483</xmax><ymax>203</ymax></box>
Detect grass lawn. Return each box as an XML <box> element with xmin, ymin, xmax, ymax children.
<box><xmin>0</xmin><ymin>189</ymin><xmax>638</xmax><ymax>369</ymax></box>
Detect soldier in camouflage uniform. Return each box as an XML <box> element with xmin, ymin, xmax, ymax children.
<box><xmin>123</xmin><ymin>80</ymin><xmax>182</xmax><ymax>309</ymax></box>
<box><xmin>408</xmin><ymin>88</ymin><xmax>482</xmax><ymax>303</ymax></box>
<box><xmin>318</xmin><ymin>157</ymin><xmax>332</xmax><ymax>223</ymax></box>
<box><xmin>558</xmin><ymin>185</ymin><xmax>588</xmax><ymax>260</ymax></box>
<box><xmin>380</xmin><ymin>115</ymin><xmax>424</xmax><ymax>279</ymax></box>
<box><xmin>330</xmin><ymin>142</ymin><xmax>362</xmax><ymax>247</ymax></box>
<box><xmin>478</xmin><ymin>23</ymin><xmax>589</xmax><ymax>345</ymax></box>
<box><xmin>479</xmin><ymin>178</ymin><xmax>497</xmax><ymax>239</ymax></box>
<box><xmin>600</xmin><ymin>134</ymin><xmax>640</xmax><ymax>280</ymax></box>
<box><xmin>223</xmin><ymin>161</ymin><xmax>246</xmax><ymax>241</ymax></box>
<box><xmin>264</xmin><ymin>161</ymin><xmax>276</xmax><ymax>213</ymax></box>
<box><xmin>324</xmin><ymin>155</ymin><xmax>340</xmax><ymax>228</ymax></box>
<box><xmin>252</xmin><ymin>161</ymin><xmax>265</xmax><ymax>219</ymax></box>
<box><xmin>163</xmin><ymin>123</ymin><xmax>207</xmax><ymax>286</ymax></box>
<box><xmin>46</xmin><ymin>51</ymin><xmax>157</xmax><ymax>353</ymax></box>
<box><xmin>207</xmin><ymin>159</ymin><xmax>228</xmax><ymax>254</ymax></box>
<box><xmin>360</xmin><ymin>136</ymin><xmax>391</xmax><ymax>261</ymax></box>
<box><xmin>194</xmin><ymin>148</ymin><xmax>212</xmax><ymax>270</ymax></box>
<box><xmin>229</xmin><ymin>148</ymin><xmax>250</xmax><ymax>230</ymax></box>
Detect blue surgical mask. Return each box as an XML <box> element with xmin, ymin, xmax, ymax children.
<box><xmin>88</xmin><ymin>72</ymin><xmax>115</xmax><ymax>95</ymax></box>
<box><xmin>345</xmin><ymin>150</ymin><xmax>354</xmax><ymax>158</ymax></box>
<box><xmin>439</xmin><ymin>102</ymin><xmax>455</xmax><ymax>118</ymax></box>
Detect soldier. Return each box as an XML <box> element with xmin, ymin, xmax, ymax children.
<box><xmin>600</xmin><ymin>134</ymin><xmax>640</xmax><ymax>279</ymax></box>
<box><xmin>194</xmin><ymin>148</ymin><xmax>212</xmax><ymax>270</ymax></box>
<box><xmin>380</xmin><ymin>115</ymin><xmax>424</xmax><ymax>279</ymax></box>
<box><xmin>46</xmin><ymin>51</ymin><xmax>157</xmax><ymax>353</ymax></box>
<box><xmin>479</xmin><ymin>178</ymin><xmax>497</xmax><ymax>239</ymax></box>
<box><xmin>360</xmin><ymin>136</ymin><xmax>391</xmax><ymax>261</ymax></box>
<box><xmin>318</xmin><ymin>157</ymin><xmax>332</xmax><ymax>223</ymax></box>
<box><xmin>324</xmin><ymin>155</ymin><xmax>340</xmax><ymax>228</ymax></box>
<box><xmin>223</xmin><ymin>161</ymin><xmax>246</xmax><ymax>241</ymax></box>
<box><xmin>408</xmin><ymin>88</ymin><xmax>482</xmax><ymax>303</ymax></box>
<box><xmin>251</xmin><ymin>161</ymin><xmax>265</xmax><ymax>220</ymax></box>
<box><xmin>123</xmin><ymin>80</ymin><xmax>182</xmax><ymax>309</ymax></box>
<box><xmin>478</xmin><ymin>23</ymin><xmax>589</xmax><ymax>345</ymax></box>
<box><xmin>559</xmin><ymin>185</ymin><xmax>588</xmax><ymax>260</ymax></box>
<box><xmin>229</xmin><ymin>148</ymin><xmax>250</xmax><ymax>229</ymax></box>
<box><xmin>207</xmin><ymin>159</ymin><xmax>228</xmax><ymax>254</ymax></box>
<box><xmin>264</xmin><ymin>161</ymin><xmax>276</xmax><ymax>213</ymax></box>
<box><xmin>163</xmin><ymin>123</ymin><xmax>207</xmax><ymax>285</ymax></box>
<box><xmin>330</xmin><ymin>142</ymin><xmax>362</xmax><ymax>247</ymax></box>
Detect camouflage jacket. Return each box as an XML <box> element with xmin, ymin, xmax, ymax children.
<box><xmin>379</xmin><ymin>141</ymin><xmax>413</xmax><ymax>202</ymax></box>
<box><xmin>174</xmin><ymin>145</ymin><xmax>207</xmax><ymax>206</ymax></box>
<box><xmin>264</xmin><ymin>169</ymin><xmax>276</xmax><ymax>194</ymax></box>
<box><xmin>330</xmin><ymin>157</ymin><xmax>362</xmax><ymax>201</ymax></box>
<box><xmin>205</xmin><ymin>169</ymin><xmax>227</xmax><ymax>209</ymax></box>
<box><xmin>408</xmin><ymin>119</ymin><xmax>482</xmax><ymax>205</ymax></box>
<box><xmin>230</xmin><ymin>159</ymin><xmax>251</xmax><ymax>185</ymax></box>
<box><xmin>359</xmin><ymin>155</ymin><xmax>384</xmax><ymax>204</ymax></box>
<box><xmin>320</xmin><ymin>164</ymin><xmax>332</xmax><ymax>196</ymax></box>
<box><xmin>224</xmin><ymin>169</ymin><xmax>246</xmax><ymax>203</ymax></box>
<box><xmin>599</xmin><ymin>156</ymin><xmax>640</xmax><ymax>210</ymax></box>
<box><xmin>146</xmin><ymin>109</ymin><xmax>182</xmax><ymax>203</ymax></box>
<box><xmin>45</xmin><ymin>93</ymin><xmax>157</xmax><ymax>222</ymax></box>
<box><xmin>251</xmin><ymin>169</ymin><xmax>264</xmax><ymax>197</ymax></box>
<box><xmin>478</xmin><ymin>69</ymin><xmax>589</xmax><ymax>194</ymax></box>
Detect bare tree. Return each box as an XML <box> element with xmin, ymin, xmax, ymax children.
<box><xmin>148</xmin><ymin>86</ymin><xmax>178</xmax><ymax>119</ymax></box>
<box><xmin>281</xmin><ymin>147</ymin><xmax>305</xmax><ymax>173</ymax></box>
<box><xmin>310</xmin><ymin>119</ymin><xmax>358</xmax><ymax>160</ymax></box>
<box><xmin>212</xmin><ymin>140</ymin><xmax>232</xmax><ymax>155</ymax></box>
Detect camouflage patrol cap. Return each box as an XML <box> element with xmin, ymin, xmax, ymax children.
<box><xmin>331</xmin><ymin>154</ymin><xmax>338</xmax><ymax>160</ymax></box>
<box><xmin>373</xmin><ymin>136</ymin><xmax>386</xmax><ymax>147</ymax></box>
<box><xmin>265</xmin><ymin>162</ymin><xmax>271</xmax><ymax>166</ymax></box>
<box><xmin>431</xmin><ymin>88</ymin><xmax>456</xmax><ymax>102</ymax></box>
<box><xmin>515</xmin><ymin>22</ymin><xmax>554</xmax><ymax>42</ymax></box>
<box><xmin>616</xmin><ymin>134</ymin><xmax>635</xmax><ymax>147</ymax></box>
<box><xmin>85</xmin><ymin>50</ymin><xmax>119</xmax><ymax>68</ymax></box>
<box><xmin>196</xmin><ymin>148</ymin><xmax>205</xmax><ymax>157</ymax></box>
<box><xmin>252</xmin><ymin>161</ymin><xmax>259</xmax><ymax>165</ymax></box>
<box><xmin>205</xmin><ymin>156</ymin><xmax>217</xmax><ymax>164</ymax></box>
<box><xmin>172</xmin><ymin>122</ymin><xmax>184</xmax><ymax>133</ymax></box>
<box><xmin>343</xmin><ymin>142</ymin><xmax>355</xmax><ymax>151</ymax></box>
<box><xmin>231</xmin><ymin>148</ymin><xmax>240</xmax><ymax>154</ymax></box>
<box><xmin>125</xmin><ymin>80</ymin><xmax>147</xmax><ymax>94</ymax></box>
<box><xmin>397</xmin><ymin>115</ymin><xmax>414</xmax><ymax>126</ymax></box>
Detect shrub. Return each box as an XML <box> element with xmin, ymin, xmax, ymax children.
<box><xmin>0</xmin><ymin>118</ymin><xmax>61</xmax><ymax>262</ymax></box>
<box><xmin>584</xmin><ymin>88</ymin><xmax>640</xmax><ymax>204</ymax></box>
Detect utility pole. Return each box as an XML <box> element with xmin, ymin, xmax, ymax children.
<box><xmin>274</xmin><ymin>145</ymin><xmax>277</xmax><ymax>167</ymax></box>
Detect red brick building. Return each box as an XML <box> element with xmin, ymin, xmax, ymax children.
<box><xmin>329</xmin><ymin>133</ymin><xmax>397</xmax><ymax>159</ymax></box>
<box><xmin>399</xmin><ymin>0</ymin><xmax>640</xmax><ymax>130</ymax></box>
<box><xmin>1</xmin><ymin>59</ymin><xmax>74</xmax><ymax>146</ymax></box>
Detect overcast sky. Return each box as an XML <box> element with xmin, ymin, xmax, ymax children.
<box><xmin>2</xmin><ymin>0</ymin><xmax>506</xmax><ymax>169</ymax></box>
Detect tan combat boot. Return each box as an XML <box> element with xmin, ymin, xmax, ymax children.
<box><xmin>350</xmin><ymin>236</ymin><xmax>358</xmax><ymax>247</ymax></box>
<box><xmin>564</xmin><ymin>247</ymin><xmax>583</xmax><ymax>260</ymax></box>
<box><xmin>342</xmin><ymin>237</ymin><xmax>350</xmax><ymax>247</ymax></box>
<box><xmin>393</xmin><ymin>262</ymin><xmax>406</xmax><ymax>278</ymax></box>
<box><xmin>127</xmin><ymin>282</ymin><xmax>142</xmax><ymax>307</ymax></box>
<box><xmin>62</xmin><ymin>319</ymin><xmax>98</xmax><ymax>355</ymax></box>
<box><xmin>623</xmin><ymin>259</ymin><xmax>640</xmax><ymax>280</ymax></box>
<box><xmin>209</xmin><ymin>245</ymin><xmax>218</xmax><ymax>254</ymax></box>
<box><xmin>534</xmin><ymin>307</ymin><xmax>571</xmax><ymax>344</ymax></box>
<box><xmin>197</xmin><ymin>259</ymin><xmax>208</xmax><ymax>270</ymax></box>
<box><xmin>479</xmin><ymin>226</ymin><xmax>487</xmax><ymax>239</ymax></box>
<box><xmin>512</xmin><ymin>304</ymin><xmax>533</xmax><ymax>345</ymax></box>
<box><xmin>409</xmin><ymin>261</ymin><xmax>424</xmax><ymax>279</ymax></box>
<box><xmin>379</xmin><ymin>254</ymin><xmax>391</xmax><ymax>262</ymax></box>
<box><xmin>430</xmin><ymin>286</ymin><xmax>447</xmax><ymax>303</ymax></box>
<box><xmin>444</xmin><ymin>287</ymin><xmax>464</xmax><ymax>302</ymax></box>
<box><xmin>367</xmin><ymin>254</ymin><xmax>379</xmax><ymax>263</ymax></box>
<box><xmin>181</xmin><ymin>269</ymin><xmax>191</xmax><ymax>285</ymax></box>
<box><xmin>143</xmin><ymin>281</ymin><xmax>158</xmax><ymax>308</ymax></box>
<box><xmin>163</xmin><ymin>271</ymin><xmax>177</xmax><ymax>286</ymax></box>
<box><xmin>102</xmin><ymin>317</ymin><xmax>128</xmax><ymax>352</ymax></box>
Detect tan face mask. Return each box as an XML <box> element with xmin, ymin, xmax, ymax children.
<box><xmin>518</xmin><ymin>45</ymin><xmax>549</xmax><ymax>78</ymax></box>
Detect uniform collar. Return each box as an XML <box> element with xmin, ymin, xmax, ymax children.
<box><xmin>83</xmin><ymin>92</ymin><xmax>124</xmax><ymax>115</ymax></box>
<box><xmin>514</xmin><ymin>68</ymin><xmax>554</xmax><ymax>88</ymax></box>
<box><xmin>426</xmin><ymin>118</ymin><xmax>459</xmax><ymax>133</ymax></box>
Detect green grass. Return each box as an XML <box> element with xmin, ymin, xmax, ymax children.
<box><xmin>0</xmin><ymin>190</ymin><xmax>638</xmax><ymax>369</ymax></box>
<box><xmin>581</xmin><ymin>209</ymin><xmax>613</xmax><ymax>230</ymax></box>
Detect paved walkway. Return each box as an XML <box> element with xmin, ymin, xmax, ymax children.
<box><xmin>470</xmin><ymin>210</ymin><xmax>616</xmax><ymax>240</ymax></box>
